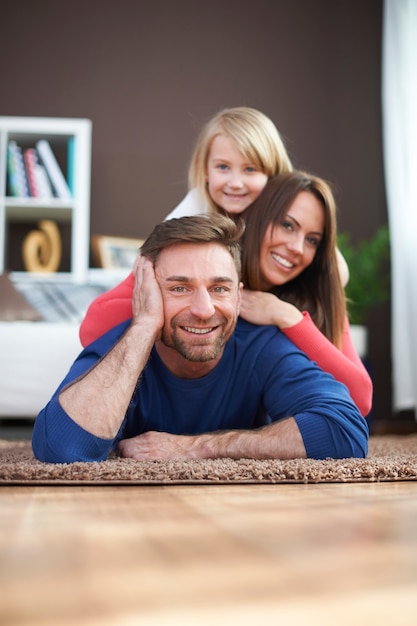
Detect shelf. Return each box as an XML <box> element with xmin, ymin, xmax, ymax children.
<box><xmin>4</xmin><ymin>197</ymin><xmax>73</xmax><ymax>208</ymax></box>
<box><xmin>0</xmin><ymin>116</ymin><xmax>92</xmax><ymax>281</ymax></box>
<box><xmin>5</xmin><ymin>204</ymin><xmax>72</xmax><ymax>222</ymax></box>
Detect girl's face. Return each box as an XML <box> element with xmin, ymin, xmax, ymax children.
<box><xmin>206</xmin><ymin>134</ymin><xmax>268</xmax><ymax>215</ymax></box>
<box><xmin>258</xmin><ymin>191</ymin><xmax>325</xmax><ymax>289</ymax></box>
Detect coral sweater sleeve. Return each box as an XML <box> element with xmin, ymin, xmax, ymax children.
<box><xmin>281</xmin><ymin>312</ymin><xmax>372</xmax><ymax>417</ymax></box>
<box><xmin>79</xmin><ymin>272</ymin><xmax>134</xmax><ymax>346</ymax></box>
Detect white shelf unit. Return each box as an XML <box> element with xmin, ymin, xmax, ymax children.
<box><xmin>0</xmin><ymin>116</ymin><xmax>92</xmax><ymax>282</ymax></box>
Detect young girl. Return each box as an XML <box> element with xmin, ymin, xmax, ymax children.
<box><xmin>239</xmin><ymin>171</ymin><xmax>372</xmax><ymax>417</ymax></box>
<box><xmin>164</xmin><ymin>106</ymin><xmax>292</xmax><ymax>219</ymax></box>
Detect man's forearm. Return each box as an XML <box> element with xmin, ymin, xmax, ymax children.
<box><xmin>59</xmin><ymin>321</ymin><xmax>159</xmax><ymax>439</ymax></box>
<box><xmin>118</xmin><ymin>418</ymin><xmax>306</xmax><ymax>461</ymax></box>
<box><xmin>197</xmin><ymin>418</ymin><xmax>306</xmax><ymax>460</ymax></box>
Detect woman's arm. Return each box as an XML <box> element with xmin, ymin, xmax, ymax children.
<box><xmin>282</xmin><ymin>312</ymin><xmax>372</xmax><ymax>417</ymax></box>
<box><xmin>239</xmin><ymin>290</ymin><xmax>372</xmax><ymax>417</ymax></box>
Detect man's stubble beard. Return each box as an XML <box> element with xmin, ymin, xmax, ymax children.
<box><xmin>161</xmin><ymin>318</ymin><xmax>236</xmax><ymax>363</ymax></box>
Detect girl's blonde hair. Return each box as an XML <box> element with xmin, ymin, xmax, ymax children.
<box><xmin>241</xmin><ymin>171</ymin><xmax>346</xmax><ymax>348</ymax></box>
<box><xmin>188</xmin><ymin>107</ymin><xmax>293</xmax><ymax>213</ymax></box>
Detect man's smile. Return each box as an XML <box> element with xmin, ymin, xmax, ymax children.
<box><xmin>182</xmin><ymin>326</ymin><xmax>217</xmax><ymax>335</ymax></box>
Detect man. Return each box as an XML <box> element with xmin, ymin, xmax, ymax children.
<box><xmin>32</xmin><ymin>215</ymin><xmax>368</xmax><ymax>463</ymax></box>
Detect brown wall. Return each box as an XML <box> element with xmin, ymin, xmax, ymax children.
<box><xmin>1</xmin><ymin>0</ymin><xmax>391</xmax><ymax>424</ymax></box>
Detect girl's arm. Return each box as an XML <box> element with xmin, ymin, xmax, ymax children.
<box><xmin>239</xmin><ymin>290</ymin><xmax>372</xmax><ymax>417</ymax></box>
<box><xmin>337</xmin><ymin>247</ymin><xmax>349</xmax><ymax>287</ymax></box>
<box><xmin>79</xmin><ymin>272</ymin><xmax>134</xmax><ymax>346</ymax></box>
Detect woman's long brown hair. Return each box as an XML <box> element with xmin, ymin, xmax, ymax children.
<box><xmin>240</xmin><ymin>171</ymin><xmax>346</xmax><ymax>348</ymax></box>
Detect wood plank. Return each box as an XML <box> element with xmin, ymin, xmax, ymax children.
<box><xmin>1</xmin><ymin>482</ymin><xmax>417</xmax><ymax>625</ymax></box>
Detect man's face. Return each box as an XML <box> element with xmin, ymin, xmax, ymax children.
<box><xmin>154</xmin><ymin>242</ymin><xmax>242</xmax><ymax>372</ymax></box>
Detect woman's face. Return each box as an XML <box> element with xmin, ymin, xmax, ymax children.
<box><xmin>206</xmin><ymin>134</ymin><xmax>268</xmax><ymax>215</ymax></box>
<box><xmin>258</xmin><ymin>191</ymin><xmax>325</xmax><ymax>289</ymax></box>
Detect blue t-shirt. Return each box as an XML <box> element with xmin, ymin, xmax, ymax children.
<box><xmin>32</xmin><ymin>318</ymin><xmax>368</xmax><ymax>463</ymax></box>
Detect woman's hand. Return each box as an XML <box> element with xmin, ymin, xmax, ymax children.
<box><xmin>240</xmin><ymin>289</ymin><xmax>303</xmax><ymax>329</ymax></box>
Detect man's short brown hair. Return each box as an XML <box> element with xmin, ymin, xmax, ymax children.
<box><xmin>141</xmin><ymin>215</ymin><xmax>244</xmax><ymax>279</ymax></box>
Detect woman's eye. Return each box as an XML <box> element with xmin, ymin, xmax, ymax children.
<box><xmin>245</xmin><ymin>166</ymin><xmax>257</xmax><ymax>173</ymax></box>
<box><xmin>306</xmin><ymin>237</ymin><xmax>320</xmax><ymax>247</ymax></box>
<box><xmin>281</xmin><ymin>220</ymin><xmax>293</xmax><ymax>231</ymax></box>
<box><xmin>217</xmin><ymin>163</ymin><xmax>229</xmax><ymax>170</ymax></box>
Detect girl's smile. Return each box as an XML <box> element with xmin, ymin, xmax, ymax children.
<box><xmin>206</xmin><ymin>134</ymin><xmax>268</xmax><ymax>215</ymax></box>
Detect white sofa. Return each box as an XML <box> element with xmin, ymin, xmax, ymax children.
<box><xmin>0</xmin><ymin>270</ymin><xmax>127</xmax><ymax>418</ymax></box>
<box><xmin>0</xmin><ymin>321</ymin><xmax>82</xmax><ymax>417</ymax></box>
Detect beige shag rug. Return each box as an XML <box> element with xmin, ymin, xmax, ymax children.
<box><xmin>0</xmin><ymin>434</ymin><xmax>417</xmax><ymax>485</ymax></box>
<box><xmin>0</xmin><ymin>435</ymin><xmax>417</xmax><ymax>485</ymax></box>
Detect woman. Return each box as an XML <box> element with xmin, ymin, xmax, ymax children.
<box><xmin>239</xmin><ymin>171</ymin><xmax>372</xmax><ymax>416</ymax></box>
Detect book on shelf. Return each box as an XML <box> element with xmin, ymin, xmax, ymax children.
<box><xmin>23</xmin><ymin>148</ymin><xmax>54</xmax><ymax>199</ymax></box>
<box><xmin>7</xmin><ymin>141</ymin><xmax>30</xmax><ymax>198</ymax></box>
<box><xmin>36</xmin><ymin>162</ymin><xmax>55</xmax><ymax>199</ymax></box>
<box><xmin>36</xmin><ymin>139</ymin><xmax>72</xmax><ymax>200</ymax></box>
<box><xmin>5</xmin><ymin>138</ymin><xmax>72</xmax><ymax>201</ymax></box>
<box><xmin>6</xmin><ymin>142</ymin><xmax>19</xmax><ymax>196</ymax></box>
<box><xmin>66</xmin><ymin>136</ymin><xmax>75</xmax><ymax>195</ymax></box>
<box><xmin>23</xmin><ymin>148</ymin><xmax>40</xmax><ymax>197</ymax></box>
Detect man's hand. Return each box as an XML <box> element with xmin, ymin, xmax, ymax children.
<box><xmin>117</xmin><ymin>431</ymin><xmax>199</xmax><ymax>460</ymax></box>
<box><xmin>131</xmin><ymin>255</ymin><xmax>164</xmax><ymax>336</ymax></box>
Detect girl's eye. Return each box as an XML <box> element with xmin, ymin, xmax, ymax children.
<box><xmin>245</xmin><ymin>166</ymin><xmax>257</xmax><ymax>173</ymax></box>
<box><xmin>217</xmin><ymin>163</ymin><xmax>229</xmax><ymax>171</ymax></box>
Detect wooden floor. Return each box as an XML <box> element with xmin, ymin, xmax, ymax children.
<box><xmin>1</xmin><ymin>481</ymin><xmax>417</xmax><ymax>625</ymax></box>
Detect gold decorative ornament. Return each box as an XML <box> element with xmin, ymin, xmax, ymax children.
<box><xmin>22</xmin><ymin>219</ymin><xmax>62</xmax><ymax>273</ymax></box>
